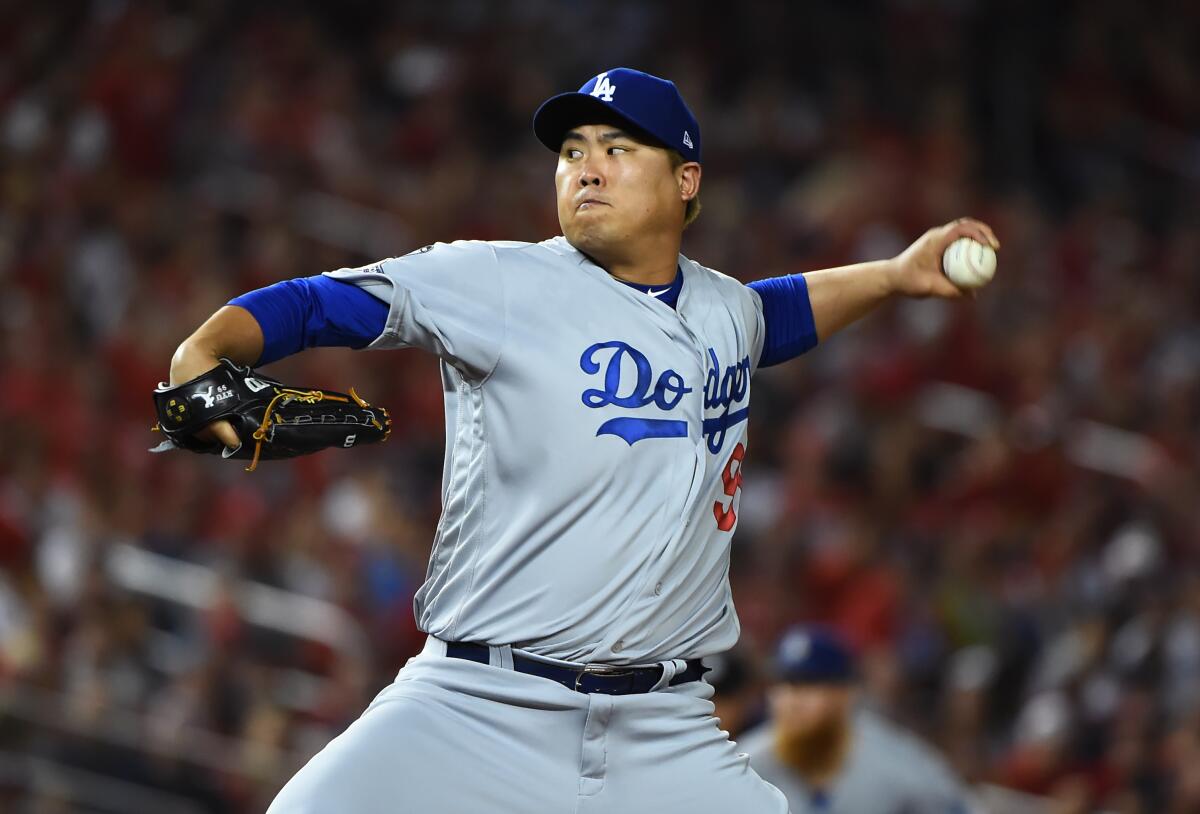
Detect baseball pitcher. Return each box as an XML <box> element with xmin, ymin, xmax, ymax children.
<box><xmin>161</xmin><ymin>68</ymin><xmax>999</xmax><ymax>812</ymax></box>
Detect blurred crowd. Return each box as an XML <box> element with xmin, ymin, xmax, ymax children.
<box><xmin>0</xmin><ymin>1</ymin><xmax>1198</xmax><ymax>812</ymax></box>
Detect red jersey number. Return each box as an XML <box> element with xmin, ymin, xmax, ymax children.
<box><xmin>713</xmin><ymin>442</ymin><xmax>745</xmax><ymax>532</ymax></box>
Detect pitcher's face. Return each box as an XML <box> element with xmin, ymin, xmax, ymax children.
<box><xmin>556</xmin><ymin>124</ymin><xmax>689</xmax><ymax>253</ymax></box>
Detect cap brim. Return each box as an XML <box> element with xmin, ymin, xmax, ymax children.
<box><xmin>532</xmin><ymin>92</ymin><xmax>663</xmax><ymax>154</ymax></box>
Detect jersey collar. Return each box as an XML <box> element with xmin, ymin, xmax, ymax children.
<box><xmin>613</xmin><ymin>266</ymin><xmax>683</xmax><ymax>309</ymax></box>
<box><xmin>546</xmin><ymin>237</ymin><xmax>688</xmax><ymax>310</ymax></box>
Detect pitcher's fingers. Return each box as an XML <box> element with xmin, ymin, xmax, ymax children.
<box><xmin>933</xmin><ymin>275</ymin><xmax>967</xmax><ymax>299</ymax></box>
<box><xmin>196</xmin><ymin>420</ymin><xmax>241</xmax><ymax>449</ymax></box>
<box><xmin>975</xmin><ymin>220</ymin><xmax>1000</xmax><ymax>249</ymax></box>
<box><xmin>946</xmin><ymin>219</ymin><xmax>997</xmax><ymax>250</ymax></box>
<box><xmin>212</xmin><ymin>420</ymin><xmax>241</xmax><ymax>449</ymax></box>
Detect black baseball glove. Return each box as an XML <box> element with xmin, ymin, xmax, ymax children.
<box><xmin>151</xmin><ymin>359</ymin><xmax>390</xmax><ymax>471</ymax></box>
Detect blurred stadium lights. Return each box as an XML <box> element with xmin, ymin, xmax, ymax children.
<box><xmin>105</xmin><ymin>543</ymin><xmax>368</xmax><ymax>660</ymax></box>
<box><xmin>915</xmin><ymin>382</ymin><xmax>1003</xmax><ymax>440</ymax></box>
<box><xmin>974</xmin><ymin>783</ymin><xmax>1113</xmax><ymax>814</ymax></box>
<box><xmin>0</xmin><ymin>681</ymin><xmax>304</xmax><ymax>780</ymax></box>
<box><xmin>1066</xmin><ymin>420</ymin><xmax>1172</xmax><ymax>484</ymax></box>
<box><xmin>0</xmin><ymin>750</ymin><xmax>208</xmax><ymax>814</ymax></box>
<box><xmin>917</xmin><ymin>382</ymin><xmax>1169</xmax><ymax>484</ymax></box>
<box><xmin>196</xmin><ymin>168</ymin><xmax>411</xmax><ymax>257</ymax></box>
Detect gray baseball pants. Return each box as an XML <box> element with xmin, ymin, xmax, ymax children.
<box><xmin>267</xmin><ymin>636</ymin><xmax>788</xmax><ymax>813</ymax></box>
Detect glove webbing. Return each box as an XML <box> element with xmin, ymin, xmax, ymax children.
<box><xmin>246</xmin><ymin>386</ymin><xmax>381</xmax><ymax>472</ymax></box>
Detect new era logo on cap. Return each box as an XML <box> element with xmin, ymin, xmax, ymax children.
<box><xmin>532</xmin><ymin>67</ymin><xmax>702</xmax><ymax>163</ymax></box>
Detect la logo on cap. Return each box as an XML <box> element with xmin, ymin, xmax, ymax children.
<box><xmin>590</xmin><ymin>72</ymin><xmax>616</xmax><ymax>102</ymax></box>
<box><xmin>781</xmin><ymin>632</ymin><xmax>811</xmax><ymax>663</ymax></box>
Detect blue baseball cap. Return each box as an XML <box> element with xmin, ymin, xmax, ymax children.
<box><xmin>774</xmin><ymin>626</ymin><xmax>857</xmax><ymax>684</ymax></box>
<box><xmin>533</xmin><ymin>67</ymin><xmax>702</xmax><ymax>163</ymax></box>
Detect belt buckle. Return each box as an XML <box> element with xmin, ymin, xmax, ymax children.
<box><xmin>574</xmin><ymin>664</ymin><xmax>635</xmax><ymax>692</ymax></box>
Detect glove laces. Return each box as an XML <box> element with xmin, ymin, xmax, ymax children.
<box><xmin>246</xmin><ymin>386</ymin><xmax>379</xmax><ymax>472</ymax></box>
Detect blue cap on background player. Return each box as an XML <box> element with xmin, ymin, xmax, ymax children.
<box><xmin>533</xmin><ymin>67</ymin><xmax>702</xmax><ymax>163</ymax></box>
<box><xmin>774</xmin><ymin>626</ymin><xmax>857</xmax><ymax>684</ymax></box>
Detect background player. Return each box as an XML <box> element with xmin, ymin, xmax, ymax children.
<box><xmin>739</xmin><ymin>626</ymin><xmax>977</xmax><ymax>814</ymax></box>
<box><xmin>165</xmin><ymin>67</ymin><xmax>997</xmax><ymax>813</ymax></box>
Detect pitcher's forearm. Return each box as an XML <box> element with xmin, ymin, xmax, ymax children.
<box><xmin>803</xmin><ymin>259</ymin><xmax>897</xmax><ymax>341</ymax></box>
<box><xmin>170</xmin><ymin>305</ymin><xmax>264</xmax><ymax>385</ymax></box>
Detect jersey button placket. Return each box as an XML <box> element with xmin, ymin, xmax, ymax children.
<box><xmin>653</xmin><ymin>582</ymin><xmax>662</xmax><ymax>596</ymax></box>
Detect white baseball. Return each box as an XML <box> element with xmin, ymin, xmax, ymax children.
<box><xmin>942</xmin><ymin>237</ymin><xmax>997</xmax><ymax>289</ymax></box>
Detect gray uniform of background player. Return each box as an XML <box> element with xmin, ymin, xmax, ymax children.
<box><xmin>739</xmin><ymin>707</ymin><xmax>973</xmax><ymax>814</ymax></box>
<box><xmin>266</xmin><ymin>236</ymin><xmax>790</xmax><ymax>812</ymax></box>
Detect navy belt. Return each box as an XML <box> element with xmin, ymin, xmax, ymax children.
<box><xmin>444</xmin><ymin>642</ymin><xmax>708</xmax><ymax>695</ymax></box>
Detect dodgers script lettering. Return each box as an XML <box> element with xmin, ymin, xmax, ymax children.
<box><xmin>579</xmin><ymin>341</ymin><xmax>750</xmax><ymax>452</ymax></box>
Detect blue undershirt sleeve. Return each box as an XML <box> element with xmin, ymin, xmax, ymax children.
<box><xmin>747</xmin><ymin>273</ymin><xmax>819</xmax><ymax>368</ymax></box>
<box><xmin>228</xmin><ymin>275</ymin><xmax>390</xmax><ymax>366</ymax></box>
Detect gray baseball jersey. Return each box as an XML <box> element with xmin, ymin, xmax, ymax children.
<box><xmin>325</xmin><ymin>235</ymin><xmax>765</xmax><ymax>665</ymax></box>
<box><xmin>738</xmin><ymin>708</ymin><xmax>974</xmax><ymax>814</ymax></box>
